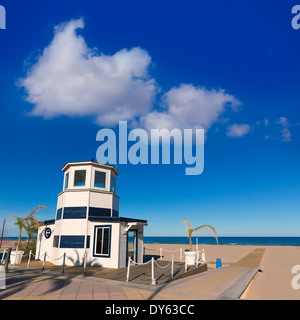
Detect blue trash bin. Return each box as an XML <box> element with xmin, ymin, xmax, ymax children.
<box><xmin>216</xmin><ymin>258</ymin><xmax>222</xmax><ymax>268</ymax></box>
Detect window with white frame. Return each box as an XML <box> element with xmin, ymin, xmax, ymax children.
<box><xmin>94</xmin><ymin>171</ymin><xmax>106</xmax><ymax>188</ymax></box>
<box><xmin>94</xmin><ymin>226</ymin><xmax>110</xmax><ymax>256</ymax></box>
<box><xmin>64</xmin><ymin>172</ymin><xmax>69</xmax><ymax>189</ymax></box>
<box><xmin>74</xmin><ymin>170</ymin><xmax>86</xmax><ymax>187</ymax></box>
<box><xmin>110</xmin><ymin>174</ymin><xmax>116</xmax><ymax>193</ymax></box>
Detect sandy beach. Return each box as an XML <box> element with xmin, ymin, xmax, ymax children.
<box><xmin>144</xmin><ymin>243</ymin><xmax>300</xmax><ymax>300</ymax></box>
<box><xmin>0</xmin><ymin>240</ymin><xmax>16</xmax><ymax>249</ymax></box>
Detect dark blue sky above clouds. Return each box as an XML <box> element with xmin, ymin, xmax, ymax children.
<box><xmin>0</xmin><ymin>0</ymin><xmax>299</xmax><ymax>236</ymax></box>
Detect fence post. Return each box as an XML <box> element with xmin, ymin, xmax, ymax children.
<box><xmin>160</xmin><ymin>248</ymin><xmax>162</xmax><ymax>259</ymax></box>
<box><xmin>196</xmin><ymin>251</ymin><xmax>199</xmax><ymax>268</ymax></box>
<box><xmin>185</xmin><ymin>255</ymin><xmax>187</xmax><ymax>272</ymax></box>
<box><xmin>83</xmin><ymin>252</ymin><xmax>87</xmax><ymax>276</ymax></box>
<box><xmin>27</xmin><ymin>250</ymin><xmax>32</xmax><ymax>268</ymax></box>
<box><xmin>171</xmin><ymin>255</ymin><xmax>174</xmax><ymax>278</ymax></box>
<box><xmin>180</xmin><ymin>248</ymin><xmax>182</xmax><ymax>261</ymax></box>
<box><xmin>126</xmin><ymin>257</ymin><xmax>131</xmax><ymax>282</ymax></box>
<box><xmin>42</xmin><ymin>252</ymin><xmax>47</xmax><ymax>271</ymax></box>
<box><xmin>151</xmin><ymin>257</ymin><xmax>156</xmax><ymax>285</ymax></box>
<box><xmin>62</xmin><ymin>252</ymin><xmax>66</xmax><ymax>273</ymax></box>
<box><xmin>1</xmin><ymin>249</ymin><xmax>6</xmax><ymax>264</ymax></box>
<box><xmin>201</xmin><ymin>249</ymin><xmax>205</xmax><ymax>262</ymax></box>
<box><xmin>4</xmin><ymin>248</ymin><xmax>11</xmax><ymax>271</ymax></box>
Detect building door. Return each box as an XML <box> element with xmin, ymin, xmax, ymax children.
<box><xmin>127</xmin><ymin>230</ymin><xmax>137</xmax><ymax>263</ymax></box>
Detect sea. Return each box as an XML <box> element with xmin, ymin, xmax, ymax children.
<box><xmin>143</xmin><ymin>237</ymin><xmax>300</xmax><ymax>247</ymax></box>
<box><xmin>6</xmin><ymin>236</ymin><xmax>300</xmax><ymax>246</ymax></box>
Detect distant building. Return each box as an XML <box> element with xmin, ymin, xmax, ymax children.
<box><xmin>36</xmin><ymin>161</ymin><xmax>147</xmax><ymax>268</ymax></box>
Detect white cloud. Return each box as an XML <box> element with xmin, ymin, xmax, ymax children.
<box><xmin>142</xmin><ymin>84</ymin><xmax>241</xmax><ymax>131</ymax></box>
<box><xmin>19</xmin><ymin>18</ymin><xmax>157</xmax><ymax>126</ymax></box>
<box><xmin>19</xmin><ymin>18</ymin><xmax>244</xmax><ymax>135</ymax></box>
<box><xmin>264</xmin><ymin>118</ymin><xmax>270</xmax><ymax>126</ymax></box>
<box><xmin>276</xmin><ymin>117</ymin><xmax>292</xmax><ymax>142</ymax></box>
<box><xmin>280</xmin><ymin>127</ymin><xmax>292</xmax><ymax>141</ymax></box>
<box><xmin>226</xmin><ymin>123</ymin><xmax>251</xmax><ymax>138</ymax></box>
<box><xmin>276</xmin><ymin>117</ymin><xmax>289</xmax><ymax>127</ymax></box>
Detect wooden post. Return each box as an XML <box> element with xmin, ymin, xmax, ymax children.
<box><xmin>62</xmin><ymin>253</ymin><xmax>66</xmax><ymax>273</ymax></box>
<box><xmin>201</xmin><ymin>249</ymin><xmax>205</xmax><ymax>262</ymax></box>
<box><xmin>27</xmin><ymin>250</ymin><xmax>32</xmax><ymax>268</ymax></box>
<box><xmin>83</xmin><ymin>252</ymin><xmax>87</xmax><ymax>276</ymax></box>
<box><xmin>126</xmin><ymin>257</ymin><xmax>131</xmax><ymax>282</ymax></box>
<box><xmin>151</xmin><ymin>257</ymin><xmax>156</xmax><ymax>285</ymax></box>
<box><xmin>42</xmin><ymin>252</ymin><xmax>47</xmax><ymax>271</ymax></box>
<box><xmin>160</xmin><ymin>248</ymin><xmax>162</xmax><ymax>259</ymax></box>
<box><xmin>0</xmin><ymin>218</ymin><xmax>5</xmax><ymax>248</ymax></box>
<box><xmin>4</xmin><ymin>248</ymin><xmax>11</xmax><ymax>271</ymax></box>
<box><xmin>1</xmin><ymin>249</ymin><xmax>6</xmax><ymax>264</ymax></box>
<box><xmin>171</xmin><ymin>255</ymin><xmax>174</xmax><ymax>278</ymax></box>
<box><xmin>180</xmin><ymin>248</ymin><xmax>182</xmax><ymax>261</ymax></box>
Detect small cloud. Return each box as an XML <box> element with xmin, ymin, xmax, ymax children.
<box><xmin>264</xmin><ymin>118</ymin><xmax>270</xmax><ymax>126</ymax></box>
<box><xmin>276</xmin><ymin>117</ymin><xmax>292</xmax><ymax>142</ymax></box>
<box><xmin>280</xmin><ymin>127</ymin><xmax>292</xmax><ymax>142</ymax></box>
<box><xmin>142</xmin><ymin>84</ymin><xmax>241</xmax><ymax>131</ymax></box>
<box><xmin>276</xmin><ymin>117</ymin><xmax>289</xmax><ymax>127</ymax></box>
<box><xmin>226</xmin><ymin>123</ymin><xmax>251</xmax><ymax>138</ymax></box>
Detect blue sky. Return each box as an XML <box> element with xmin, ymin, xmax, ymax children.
<box><xmin>0</xmin><ymin>0</ymin><xmax>299</xmax><ymax>237</ymax></box>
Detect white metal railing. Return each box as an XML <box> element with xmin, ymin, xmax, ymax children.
<box><xmin>144</xmin><ymin>247</ymin><xmax>184</xmax><ymax>261</ymax></box>
<box><xmin>144</xmin><ymin>246</ymin><xmax>206</xmax><ymax>262</ymax></box>
<box><xmin>126</xmin><ymin>249</ymin><xmax>205</xmax><ymax>285</ymax></box>
<box><xmin>23</xmin><ymin>250</ymin><xmax>88</xmax><ymax>274</ymax></box>
<box><xmin>11</xmin><ymin>247</ymin><xmax>206</xmax><ymax>282</ymax></box>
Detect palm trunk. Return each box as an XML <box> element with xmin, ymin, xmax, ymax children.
<box><xmin>25</xmin><ymin>235</ymin><xmax>30</xmax><ymax>251</ymax></box>
<box><xmin>16</xmin><ymin>230</ymin><xmax>22</xmax><ymax>251</ymax></box>
<box><xmin>189</xmin><ymin>236</ymin><xmax>192</xmax><ymax>251</ymax></box>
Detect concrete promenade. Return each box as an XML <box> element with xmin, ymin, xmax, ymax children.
<box><xmin>0</xmin><ymin>248</ymin><xmax>262</xmax><ymax>300</ymax></box>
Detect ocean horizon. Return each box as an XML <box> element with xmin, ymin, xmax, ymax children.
<box><xmin>143</xmin><ymin>236</ymin><xmax>300</xmax><ymax>246</ymax></box>
<box><xmin>4</xmin><ymin>236</ymin><xmax>300</xmax><ymax>247</ymax></box>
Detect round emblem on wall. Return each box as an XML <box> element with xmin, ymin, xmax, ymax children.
<box><xmin>44</xmin><ymin>227</ymin><xmax>52</xmax><ymax>239</ymax></box>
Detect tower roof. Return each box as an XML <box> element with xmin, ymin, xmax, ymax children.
<box><xmin>61</xmin><ymin>161</ymin><xmax>119</xmax><ymax>175</ymax></box>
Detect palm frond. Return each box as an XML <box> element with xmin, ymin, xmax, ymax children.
<box><xmin>180</xmin><ymin>217</ymin><xmax>192</xmax><ymax>231</ymax></box>
<box><xmin>193</xmin><ymin>224</ymin><xmax>218</xmax><ymax>245</ymax></box>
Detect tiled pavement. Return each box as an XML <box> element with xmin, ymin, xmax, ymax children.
<box><xmin>0</xmin><ymin>264</ymin><xmax>258</xmax><ymax>300</ymax></box>
<box><xmin>0</xmin><ymin>248</ymin><xmax>264</xmax><ymax>300</ymax></box>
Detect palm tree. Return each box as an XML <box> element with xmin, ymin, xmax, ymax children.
<box><xmin>10</xmin><ymin>205</ymin><xmax>46</xmax><ymax>252</ymax></box>
<box><xmin>11</xmin><ymin>216</ymin><xmax>26</xmax><ymax>251</ymax></box>
<box><xmin>180</xmin><ymin>217</ymin><xmax>218</xmax><ymax>251</ymax></box>
<box><xmin>24</xmin><ymin>205</ymin><xmax>46</xmax><ymax>251</ymax></box>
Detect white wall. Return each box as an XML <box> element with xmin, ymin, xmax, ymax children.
<box><xmin>36</xmin><ymin>225</ymin><xmax>55</xmax><ymax>261</ymax></box>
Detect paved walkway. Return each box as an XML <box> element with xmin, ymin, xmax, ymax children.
<box><xmin>0</xmin><ymin>248</ymin><xmax>264</xmax><ymax>300</ymax></box>
<box><xmin>0</xmin><ymin>266</ymin><xmax>256</xmax><ymax>300</ymax></box>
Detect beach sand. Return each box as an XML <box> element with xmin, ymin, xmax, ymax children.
<box><xmin>0</xmin><ymin>240</ymin><xmax>16</xmax><ymax>249</ymax></box>
<box><xmin>144</xmin><ymin>243</ymin><xmax>300</xmax><ymax>300</ymax></box>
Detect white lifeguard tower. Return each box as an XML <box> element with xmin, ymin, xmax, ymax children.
<box><xmin>36</xmin><ymin>161</ymin><xmax>147</xmax><ymax>268</ymax></box>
